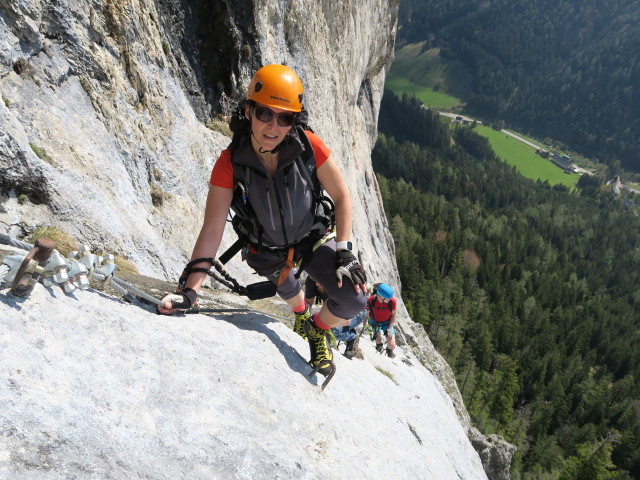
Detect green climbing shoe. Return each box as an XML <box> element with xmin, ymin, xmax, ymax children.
<box><xmin>293</xmin><ymin>305</ymin><xmax>310</xmax><ymax>340</ymax></box>
<box><xmin>304</xmin><ymin>315</ymin><xmax>334</xmax><ymax>376</ymax></box>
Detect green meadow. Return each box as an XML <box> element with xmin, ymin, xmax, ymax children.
<box><xmin>386</xmin><ymin>42</ymin><xmax>581</xmax><ymax>189</ymax></box>
<box><xmin>473</xmin><ymin>125</ymin><xmax>580</xmax><ymax>189</ymax></box>
<box><xmin>385</xmin><ymin>71</ymin><xmax>461</xmax><ymax>109</ymax></box>
<box><xmin>386</xmin><ymin>42</ymin><xmax>464</xmax><ymax>109</ymax></box>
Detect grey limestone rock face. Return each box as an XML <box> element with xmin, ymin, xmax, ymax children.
<box><xmin>470</xmin><ymin>428</ymin><xmax>518</xmax><ymax>480</ymax></box>
<box><xmin>0</xmin><ymin>0</ymin><xmax>513</xmax><ymax>478</ymax></box>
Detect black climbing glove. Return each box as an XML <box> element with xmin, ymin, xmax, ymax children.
<box><xmin>335</xmin><ymin>250</ymin><xmax>367</xmax><ymax>288</ymax></box>
<box><xmin>157</xmin><ymin>287</ymin><xmax>197</xmax><ymax>313</ymax></box>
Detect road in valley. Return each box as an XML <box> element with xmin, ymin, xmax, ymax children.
<box><xmin>437</xmin><ymin>111</ymin><xmax>595</xmax><ymax>176</ymax></box>
<box><xmin>435</xmin><ymin>110</ymin><xmax>640</xmax><ymax>194</ymax></box>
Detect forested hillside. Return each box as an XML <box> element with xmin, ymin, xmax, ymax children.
<box><xmin>374</xmin><ymin>92</ymin><xmax>640</xmax><ymax>479</ymax></box>
<box><xmin>397</xmin><ymin>0</ymin><xmax>640</xmax><ymax>173</ymax></box>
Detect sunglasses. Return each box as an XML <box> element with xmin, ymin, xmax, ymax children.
<box><xmin>253</xmin><ymin>106</ymin><xmax>297</xmax><ymax>127</ymax></box>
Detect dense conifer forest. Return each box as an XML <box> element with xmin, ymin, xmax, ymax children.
<box><xmin>373</xmin><ymin>92</ymin><xmax>640</xmax><ymax>479</ymax></box>
<box><xmin>397</xmin><ymin>0</ymin><xmax>640</xmax><ymax>173</ymax></box>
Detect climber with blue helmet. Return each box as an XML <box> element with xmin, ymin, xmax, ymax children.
<box><xmin>366</xmin><ymin>283</ymin><xmax>397</xmax><ymax>358</ymax></box>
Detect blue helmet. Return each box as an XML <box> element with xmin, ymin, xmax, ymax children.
<box><xmin>376</xmin><ymin>283</ymin><xmax>393</xmax><ymax>299</ymax></box>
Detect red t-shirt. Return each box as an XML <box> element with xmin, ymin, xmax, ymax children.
<box><xmin>368</xmin><ymin>296</ymin><xmax>396</xmax><ymax>323</ymax></box>
<box><xmin>210</xmin><ymin>131</ymin><xmax>331</xmax><ymax>188</ymax></box>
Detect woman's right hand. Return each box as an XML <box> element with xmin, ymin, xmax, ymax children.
<box><xmin>156</xmin><ymin>297</ymin><xmax>178</xmax><ymax>315</ymax></box>
<box><xmin>156</xmin><ymin>288</ymin><xmax>196</xmax><ymax>315</ymax></box>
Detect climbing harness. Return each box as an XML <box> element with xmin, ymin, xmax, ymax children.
<box><xmin>195</xmin><ymin>227</ymin><xmax>336</xmax><ymax>306</ymax></box>
<box><xmin>175</xmin><ymin>256</ymin><xmax>276</xmax><ymax>302</ymax></box>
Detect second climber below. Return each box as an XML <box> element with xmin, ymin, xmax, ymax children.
<box><xmin>367</xmin><ymin>283</ymin><xmax>397</xmax><ymax>358</ymax></box>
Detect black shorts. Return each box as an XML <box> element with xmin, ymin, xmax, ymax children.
<box><xmin>246</xmin><ymin>238</ymin><xmax>367</xmax><ymax>319</ymax></box>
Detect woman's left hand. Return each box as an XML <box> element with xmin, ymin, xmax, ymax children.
<box><xmin>336</xmin><ymin>250</ymin><xmax>367</xmax><ymax>292</ymax></box>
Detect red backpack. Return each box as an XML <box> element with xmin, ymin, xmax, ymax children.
<box><xmin>367</xmin><ymin>283</ymin><xmax>393</xmax><ymax>316</ymax></box>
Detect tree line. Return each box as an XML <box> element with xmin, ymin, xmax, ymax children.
<box><xmin>397</xmin><ymin>0</ymin><xmax>640</xmax><ymax>174</ymax></box>
<box><xmin>373</xmin><ymin>91</ymin><xmax>640</xmax><ymax>479</ymax></box>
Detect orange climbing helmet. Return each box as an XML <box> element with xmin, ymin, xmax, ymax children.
<box><xmin>246</xmin><ymin>64</ymin><xmax>304</xmax><ymax>112</ymax></box>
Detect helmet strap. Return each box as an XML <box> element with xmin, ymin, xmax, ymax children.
<box><xmin>251</xmin><ymin>131</ymin><xmax>276</xmax><ymax>154</ymax></box>
<box><xmin>251</xmin><ymin>127</ymin><xmax>290</xmax><ymax>155</ymax></box>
